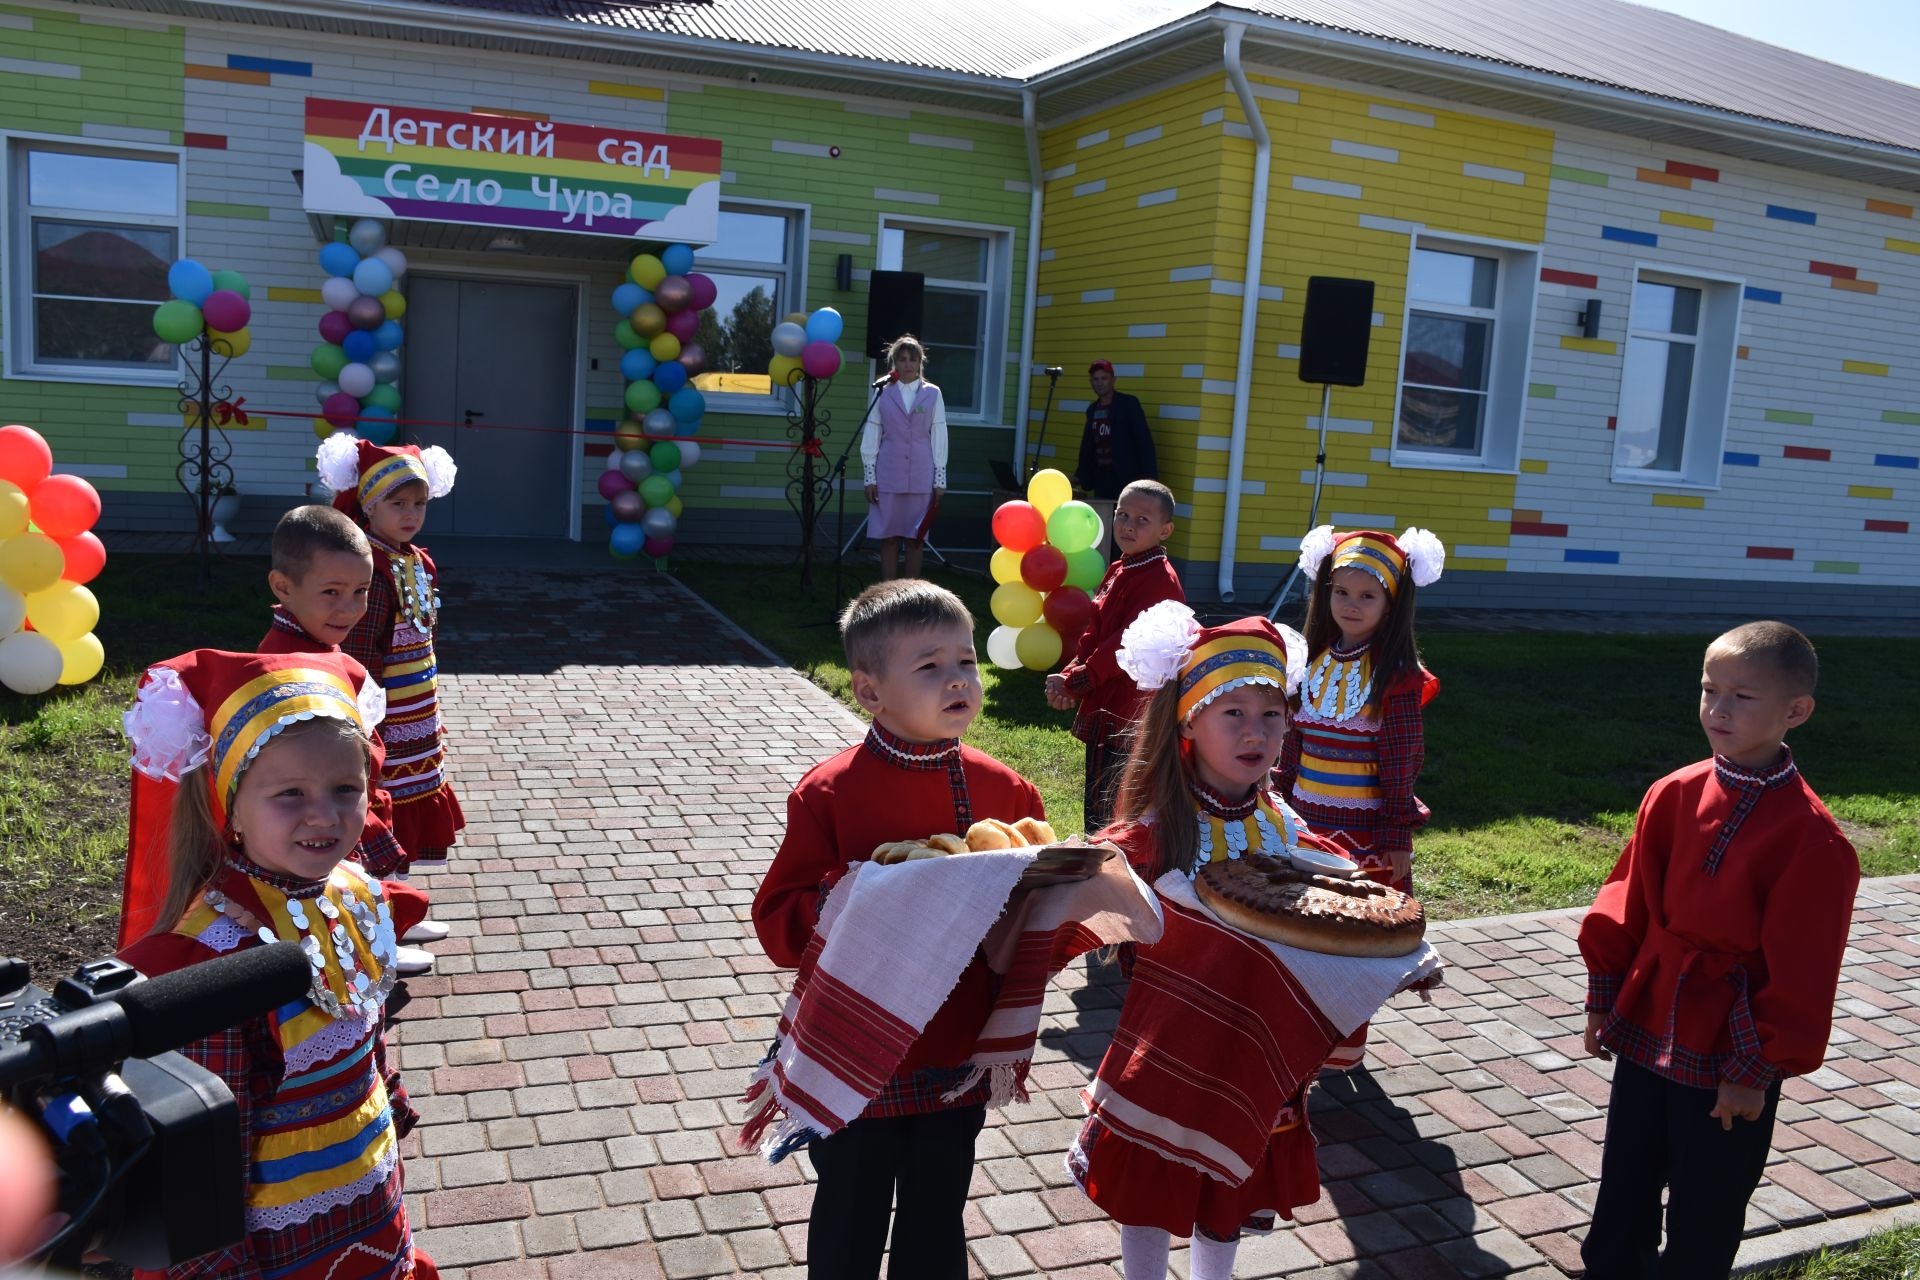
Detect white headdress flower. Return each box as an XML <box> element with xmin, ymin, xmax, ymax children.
<box><xmin>124</xmin><ymin>665</ymin><xmax>211</xmax><ymax>782</ymax></box>
<box><xmin>1398</xmin><ymin>527</ymin><xmax>1447</xmax><ymax>587</ymax></box>
<box><xmin>1296</xmin><ymin>524</ymin><xmax>1337</xmax><ymax>581</ymax></box>
<box><xmin>314</xmin><ymin>433</ymin><xmax>362</xmax><ymax>494</ymax></box>
<box><xmin>1115</xmin><ymin>600</ymin><xmax>1201</xmax><ymax>691</ymax></box>
<box><xmin>419</xmin><ymin>445</ymin><xmax>458</xmax><ymax>499</ymax></box>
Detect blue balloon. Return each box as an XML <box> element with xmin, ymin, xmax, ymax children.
<box><xmin>805</xmin><ymin>307</ymin><xmax>844</xmax><ymax>343</ymax></box>
<box><xmin>668</xmin><ymin>387</ymin><xmax>705</xmax><ymax>423</ymax></box>
<box><xmin>611</xmin><ymin>282</ymin><xmax>645</xmax><ymax>316</ymax></box>
<box><xmin>651</xmin><ymin>360</ymin><xmax>688</xmax><ymax>395</ymax></box>
<box><xmin>360</xmin><ymin>419</ymin><xmax>398</xmax><ymax>446</ymax></box>
<box><xmin>610</xmin><ymin>522</ymin><xmax>646</xmax><ymax>557</ymax></box>
<box><xmin>661</xmin><ymin>243</ymin><xmax>695</xmax><ymax>276</ymax></box>
<box><xmin>168</xmin><ymin>259</ymin><xmax>214</xmax><ymax>304</ymax></box>
<box><xmin>602</xmin><ymin>502</ymin><xmax>622</xmax><ymax>529</ymax></box>
<box><xmin>666</xmin><ymin>468</ymin><xmax>684</xmax><ymax>490</ymax></box>
<box><xmin>352</xmin><ymin>258</ymin><xmax>394</xmax><ymax>297</ymax></box>
<box><xmin>319</xmin><ymin>243</ymin><xmax>360</xmax><ymax>277</ymax></box>
<box><xmin>342</xmin><ymin>330</ymin><xmax>378</xmax><ymax>362</ymax></box>
<box><xmin>619</xmin><ymin>348</ymin><xmax>657</xmax><ymax>381</ymax></box>
<box><xmin>358</xmin><ymin>406</ymin><xmax>396</xmax><ymax>423</ymax></box>
<box><xmin>372</xmin><ymin>320</ymin><xmax>405</xmax><ymax>352</ymax></box>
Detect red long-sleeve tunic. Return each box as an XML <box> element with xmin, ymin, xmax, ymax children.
<box><xmin>1060</xmin><ymin>547</ymin><xmax>1185</xmax><ymax>743</ymax></box>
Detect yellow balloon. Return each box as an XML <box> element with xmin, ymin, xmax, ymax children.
<box><xmin>768</xmin><ymin>354</ymin><xmax>804</xmax><ymax>387</ymax></box>
<box><xmin>990</xmin><ymin>546</ymin><xmax>1024</xmax><ymax>585</ymax></box>
<box><xmin>649</xmin><ymin>332</ymin><xmax>681</xmax><ymax>362</ymax></box>
<box><xmin>990</xmin><ymin>581</ymin><xmax>1044</xmax><ymax>628</ymax></box>
<box><xmin>629</xmin><ymin>254</ymin><xmax>666</xmax><ymax>289</ymax></box>
<box><xmin>0</xmin><ymin>480</ymin><xmax>27</xmax><ymax>538</ymax></box>
<box><xmin>1015</xmin><ymin>621</ymin><xmax>1064</xmax><ymax>672</ymax></box>
<box><xmin>55</xmin><ymin>631</ymin><xmax>104</xmax><ymax>686</ymax></box>
<box><xmin>1026</xmin><ymin>467</ymin><xmax>1072</xmax><ymax>518</ymax></box>
<box><xmin>667</xmin><ymin>496</ymin><xmax>684</xmax><ymax>517</ymax></box>
<box><xmin>380</xmin><ymin>289</ymin><xmax>407</xmax><ymax>320</ymax></box>
<box><xmin>0</xmin><ymin>585</ymin><xmax>22</xmax><ymax>635</ymax></box>
<box><xmin>314</xmin><ymin>417</ymin><xmax>337</xmax><ymax>440</ymax></box>
<box><xmin>209</xmin><ymin>327</ymin><xmax>250</xmax><ymax>358</ymax></box>
<box><xmin>0</xmin><ymin>532</ymin><xmax>63</xmax><ymax>595</ymax></box>
<box><xmin>26</xmin><ymin>580</ymin><xmax>99</xmax><ymax>643</ymax></box>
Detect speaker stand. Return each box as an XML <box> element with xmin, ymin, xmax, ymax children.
<box><xmin>1265</xmin><ymin>381</ymin><xmax>1335</xmax><ymax>621</ymax></box>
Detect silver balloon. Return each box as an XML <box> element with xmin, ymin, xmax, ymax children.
<box><xmin>610</xmin><ymin>490</ymin><xmax>646</xmax><ymax>522</ymax></box>
<box><xmin>641</xmin><ymin>507</ymin><xmax>677</xmax><ymax>540</ymax></box>
<box><xmin>619</xmin><ymin>449</ymin><xmax>653</xmax><ymax>483</ymax></box>
<box><xmin>374</xmin><ymin>245</ymin><xmax>408</xmax><ymax>280</ymax></box>
<box><xmin>348</xmin><ymin>218</ymin><xmax>388</xmax><ymax>255</ymax></box>
<box><xmin>369</xmin><ymin>351</ymin><xmax>402</xmax><ymax>383</ymax></box>
<box><xmin>677</xmin><ymin>440</ymin><xmax>701</xmax><ymax>468</ymax></box>
<box><xmin>771</xmin><ymin>321</ymin><xmax>807</xmax><ymax>358</ymax></box>
<box><xmin>642</xmin><ymin>407</ymin><xmax>676</xmax><ymax>436</ymax></box>
<box><xmin>604</xmin><ymin>448</ymin><xmax>626</xmax><ymax>472</ymax></box>
<box><xmin>316</xmin><ymin>379</ymin><xmax>340</xmax><ymax>404</ymax></box>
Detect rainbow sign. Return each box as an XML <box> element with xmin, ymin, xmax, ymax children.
<box><xmin>302</xmin><ymin>97</ymin><xmax>722</xmax><ymax>241</ymax></box>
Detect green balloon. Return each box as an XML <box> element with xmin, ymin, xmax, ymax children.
<box><xmin>153</xmin><ymin>299</ymin><xmax>204</xmax><ymax>344</ymax></box>
<box><xmin>1064</xmin><ymin>547</ymin><xmax>1107</xmax><ymax>592</ymax></box>
<box><xmin>310</xmin><ymin>343</ymin><xmax>349</xmax><ymax>379</ymax></box>
<box><xmin>649</xmin><ymin>441</ymin><xmax>681</xmax><ymax>473</ymax></box>
<box><xmin>1046</xmin><ymin>500</ymin><xmax>1102</xmax><ymax>555</ymax></box>
<box><xmin>624</xmin><ymin>380</ymin><xmax>662</xmax><ymax>415</ymax></box>
<box><xmin>364</xmin><ymin>383</ymin><xmax>402</xmax><ymax>412</ymax></box>
<box><xmin>638</xmin><ymin>474</ymin><xmax>675</xmax><ymax>508</ymax></box>
<box><xmin>210</xmin><ymin>269</ymin><xmax>250</xmax><ymax>299</ymax></box>
<box><xmin>614</xmin><ymin>320</ymin><xmax>642</xmax><ymax>350</ymax></box>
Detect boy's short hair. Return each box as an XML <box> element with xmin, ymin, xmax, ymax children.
<box><xmin>1118</xmin><ymin>479</ymin><xmax>1176</xmax><ymax>522</ymax></box>
<box><xmin>1710</xmin><ymin>620</ymin><xmax>1819</xmax><ymax>696</ymax></box>
<box><xmin>272</xmin><ymin>504</ymin><xmax>371</xmax><ymax>580</ymax></box>
<box><xmin>839</xmin><ymin>579</ymin><xmax>974</xmax><ymax>675</ymax></box>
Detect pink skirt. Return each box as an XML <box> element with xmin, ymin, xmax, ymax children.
<box><xmin>869</xmin><ymin>492</ymin><xmax>932</xmax><ymax>540</ymax></box>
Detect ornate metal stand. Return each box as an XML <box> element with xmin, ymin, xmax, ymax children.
<box><xmin>174</xmin><ymin>333</ymin><xmax>238</xmax><ymax>591</ymax></box>
<box><xmin>783</xmin><ymin>372</ymin><xmax>833</xmax><ymax>593</ymax></box>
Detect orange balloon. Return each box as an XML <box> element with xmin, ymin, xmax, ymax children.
<box><xmin>55</xmin><ymin>531</ymin><xmax>105</xmax><ymax>586</ymax></box>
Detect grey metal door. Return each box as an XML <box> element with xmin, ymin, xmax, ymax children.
<box><xmin>405</xmin><ymin>276</ymin><xmax>576</xmax><ymax>537</ymax></box>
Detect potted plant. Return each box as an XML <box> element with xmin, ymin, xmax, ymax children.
<box><xmin>210</xmin><ymin>482</ymin><xmax>241</xmax><ymax>543</ymax></box>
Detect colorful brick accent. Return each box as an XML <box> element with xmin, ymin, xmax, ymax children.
<box><xmin>1843</xmin><ymin>360</ymin><xmax>1892</xmax><ymax>377</ymax></box>
<box><xmin>1866</xmin><ymin>199</ymin><xmax>1913</xmax><ymax>218</ymax></box>
<box><xmin>1665</xmin><ymin>160</ymin><xmax>1720</xmax><ymax>182</ymax></box>
<box><xmin>1564</xmin><ymin>549</ymin><xmax>1621</xmax><ymax>564</ymax></box>
<box><xmin>1747</xmin><ymin>546</ymin><xmax>1795</xmax><ymax>560</ymax></box>
<box><xmin>1766</xmin><ymin>204</ymin><xmax>1818</xmax><ymax>225</ymax></box>
<box><xmin>1847</xmin><ymin>486</ymin><xmax>1895</xmax><ymax>500</ymax></box>
<box><xmin>1601</xmin><ymin>225</ymin><xmax>1658</xmax><ymax>246</ymax></box>
<box><xmin>1540</xmin><ymin>267</ymin><xmax>1599</xmax><ymax>288</ymax></box>
<box><xmin>1783</xmin><ymin>446</ymin><xmax>1833</xmax><ymax>461</ymax></box>
<box><xmin>1744</xmin><ymin>286</ymin><xmax>1784</xmax><ymax>304</ymax></box>
<box><xmin>1865</xmin><ymin>519</ymin><xmax>1911</xmax><ymax>533</ymax></box>
<box><xmin>1874</xmin><ymin>454</ymin><xmax>1919</xmax><ymax>469</ymax></box>
<box><xmin>1659</xmin><ymin>210</ymin><xmax>1714</xmax><ymax>231</ymax></box>
<box><xmin>228</xmin><ymin>54</ymin><xmax>312</xmax><ymax>77</ymax></box>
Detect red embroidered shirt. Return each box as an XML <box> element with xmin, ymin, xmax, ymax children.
<box><xmin>1060</xmin><ymin>547</ymin><xmax>1185</xmax><ymax>744</ymax></box>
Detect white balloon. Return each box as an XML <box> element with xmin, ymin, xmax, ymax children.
<box><xmin>676</xmin><ymin>440</ymin><xmax>701</xmax><ymax>469</ymax></box>
<box><xmin>605</xmin><ymin>448</ymin><xmax>626</xmax><ymax>472</ymax></box>
<box><xmin>337</xmin><ymin>363</ymin><xmax>376</xmax><ymax>398</ymax></box>
<box><xmin>374</xmin><ymin>246</ymin><xmax>408</xmax><ymax>279</ymax></box>
<box><xmin>321</xmin><ymin>277</ymin><xmax>359</xmax><ymax>311</ymax></box>
<box><xmin>0</xmin><ymin>587</ymin><xmax>23</xmax><ymax>637</ymax></box>
<box><xmin>0</xmin><ymin>630</ymin><xmax>64</xmax><ymax>695</ymax></box>
<box><xmin>348</xmin><ymin>218</ymin><xmax>388</xmax><ymax>255</ymax></box>
<box><xmin>986</xmin><ymin>625</ymin><xmax>1023</xmax><ymax>671</ymax></box>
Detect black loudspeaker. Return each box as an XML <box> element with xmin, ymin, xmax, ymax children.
<box><xmin>1298</xmin><ymin>276</ymin><xmax>1375</xmax><ymax>387</ymax></box>
<box><xmin>866</xmin><ymin>270</ymin><xmax>925</xmax><ymax>360</ymax></box>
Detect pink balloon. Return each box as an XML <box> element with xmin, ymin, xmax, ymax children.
<box><xmin>597</xmin><ymin>469</ymin><xmax>634</xmax><ymax>499</ymax></box>
<box><xmin>801</xmin><ymin>341</ymin><xmax>842</xmax><ymax>379</ymax></box>
<box><xmin>201</xmin><ymin>290</ymin><xmax>251</xmax><ymax>332</ymax></box>
<box><xmin>322</xmin><ymin>392</ymin><xmax>362</xmax><ymax>429</ymax></box>
<box><xmin>677</xmin><ymin>343</ymin><xmax>706</xmax><ymax>376</ymax></box>
<box><xmin>665</xmin><ymin>308</ymin><xmax>700</xmax><ymax>341</ymax></box>
<box><xmin>653</xmin><ymin>276</ymin><xmax>692</xmax><ymax>312</ymax></box>
<box><xmin>318</xmin><ymin>310</ymin><xmax>353</xmax><ymax>344</ymax></box>
<box><xmin>687</xmin><ymin>273</ymin><xmax>718</xmax><ymax>311</ymax></box>
<box><xmin>643</xmin><ymin>535</ymin><xmax>673</xmax><ymax>557</ymax></box>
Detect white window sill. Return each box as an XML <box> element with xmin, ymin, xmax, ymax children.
<box><xmin>1388</xmin><ymin>450</ymin><xmax>1519</xmax><ymax>476</ymax></box>
<box><xmin>1609</xmin><ymin>469</ymin><xmax>1720</xmax><ymax>492</ymax></box>
<box><xmin>5</xmin><ymin>365</ymin><xmax>180</xmax><ymax>388</ymax></box>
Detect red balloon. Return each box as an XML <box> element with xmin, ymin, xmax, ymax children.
<box><xmin>0</xmin><ymin>424</ymin><xmax>53</xmax><ymax>491</ymax></box>
<box><xmin>55</xmin><ymin>531</ymin><xmax>106</xmax><ymax>585</ymax></box>
<box><xmin>30</xmin><ymin>474</ymin><xmax>101</xmax><ymax>539</ymax></box>
<box><xmin>992</xmin><ymin>500</ymin><xmax>1046</xmax><ymax>553</ymax></box>
<box><xmin>1042</xmin><ymin>585</ymin><xmax>1095</xmax><ymax>641</ymax></box>
<box><xmin>1020</xmin><ymin>545</ymin><xmax>1067</xmax><ymax>592</ymax></box>
<box><xmin>643</xmin><ymin>535</ymin><xmax>673</xmax><ymax>557</ymax></box>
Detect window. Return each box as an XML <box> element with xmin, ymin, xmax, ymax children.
<box><xmin>688</xmin><ymin>203</ymin><xmax>803</xmax><ymax>403</ymax></box>
<box><xmin>878</xmin><ymin>218</ymin><xmax>1010</xmax><ymax>421</ymax></box>
<box><xmin>1391</xmin><ymin>237</ymin><xmax>1539</xmax><ymax>472</ymax></box>
<box><xmin>1612</xmin><ymin>270</ymin><xmax>1741</xmax><ymax>488</ymax></box>
<box><xmin>7</xmin><ymin>140</ymin><xmax>182</xmax><ymax>380</ymax></box>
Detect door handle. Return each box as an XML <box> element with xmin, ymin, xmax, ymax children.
<box><xmin>462</xmin><ymin>409</ymin><xmax>484</xmax><ymax>427</ymax></box>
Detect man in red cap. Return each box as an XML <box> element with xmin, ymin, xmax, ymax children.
<box><xmin>1076</xmin><ymin>361</ymin><xmax>1158</xmax><ymax>556</ymax></box>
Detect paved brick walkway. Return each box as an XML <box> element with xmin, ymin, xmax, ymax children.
<box><xmin>391</xmin><ymin>567</ymin><xmax>1920</xmax><ymax>1279</ymax></box>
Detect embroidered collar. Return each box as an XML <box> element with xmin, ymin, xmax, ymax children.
<box><xmin>366</xmin><ymin>531</ymin><xmax>409</xmax><ymax>557</ymax></box>
<box><xmin>224</xmin><ymin>849</ymin><xmax>329</xmax><ymax>900</ymax></box>
<box><xmin>1330</xmin><ymin>636</ymin><xmax>1371</xmax><ymax>659</ymax></box>
<box><xmin>862</xmin><ymin>721</ymin><xmax>961</xmax><ymax>771</ymax></box>
<box><xmin>1189</xmin><ymin>778</ymin><xmax>1258</xmax><ymax>821</ymax></box>
<box><xmin>1119</xmin><ymin>547</ymin><xmax>1168</xmax><ymax>570</ymax></box>
<box><xmin>268</xmin><ymin>605</ymin><xmax>322</xmax><ymax>646</ymax></box>
<box><xmin>1713</xmin><ymin>748</ymin><xmax>1798</xmax><ymax>792</ymax></box>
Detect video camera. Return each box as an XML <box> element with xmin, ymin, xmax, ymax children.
<box><xmin>1</xmin><ymin>943</ymin><xmax>310</xmax><ymax>1272</ymax></box>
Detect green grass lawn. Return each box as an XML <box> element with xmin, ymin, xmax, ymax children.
<box><xmin>679</xmin><ymin>560</ymin><xmax>1920</xmax><ymax>921</ymax></box>
<box><xmin>1757</xmin><ymin>1226</ymin><xmax>1920</xmax><ymax>1278</ymax></box>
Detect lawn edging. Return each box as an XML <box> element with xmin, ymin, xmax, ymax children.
<box><xmin>1735</xmin><ymin>1203</ymin><xmax>1920</xmax><ymax>1277</ymax></box>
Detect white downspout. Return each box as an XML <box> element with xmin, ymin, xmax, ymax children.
<box><xmin>1014</xmin><ymin>88</ymin><xmax>1044</xmax><ymax>475</ymax></box>
<box><xmin>1219</xmin><ymin>23</ymin><xmax>1271</xmax><ymax>603</ymax></box>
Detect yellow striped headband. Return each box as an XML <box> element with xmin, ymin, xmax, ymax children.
<box><xmin>1332</xmin><ymin>532</ymin><xmax>1410</xmax><ymax>596</ymax></box>
<box><xmin>209</xmin><ymin>667</ymin><xmax>366</xmax><ymax>818</ymax></box>
<box><xmin>358</xmin><ymin>453</ymin><xmax>429</xmax><ymax>510</ymax></box>
<box><xmin>1296</xmin><ymin>525</ymin><xmax>1447</xmax><ymax>597</ymax></box>
<box><xmin>1175</xmin><ymin>618</ymin><xmax>1305</xmax><ymax>722</ymax></box>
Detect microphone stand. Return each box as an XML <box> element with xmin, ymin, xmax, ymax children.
<box><xmin>1265</xmin><ymin>381</ymin><xmax>1335</xmax><ymax>621</ymax></box>
<box><xmin>1024</xmin><ymin>367</ymin><xmax>1063</xmax><ymax>480</ymax></box>
<box><xmin>831</xmin><ymin>378</ymin><xmax>892</xmax><ymax>609</ymax></box>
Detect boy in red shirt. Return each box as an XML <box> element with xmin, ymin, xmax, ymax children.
<box><xmin>1045</xmin><ymin>479</ymin><xmax>1184</xmax><ymax>830</ymax></box>
<box><xmin>753</xmin><ymin>579</ymin><xmax>1044</xmax><ymax>1280</ymax></box>
<box><xmin>1579</xmin><ymin>621</ymin><xmax>1858</xmax><ymax>1279</ymax></box>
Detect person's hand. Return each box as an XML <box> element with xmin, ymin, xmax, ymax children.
<box><xmin>0</xmin><ymin>1104</ymin><xmax>56</xmax><ymax>1259</ymax></box>
<box><xmin>1711</xmin><ymin>1080</ymin><xmax>1768</xmax><ymax>1131</ymax></box>
<box><xmin>1584</xmin><ymin>1012</ymin><xmax>1612</xmax><ymax>1061</ymax></box>
<box><xmin>864</xmin><ymin>484</ymin><xmax>878</xmax><ymax>504</ymax></box>
<box><xmin>1044</xmin><ymin>674</ymin><xmax>1076</xmax><ymax>711</ymax></box>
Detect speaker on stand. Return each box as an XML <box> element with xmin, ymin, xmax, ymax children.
<box><xmin>864</xmin><ymin>270</ymin><xmax>925</xmax><ymax>360</ymax></box>
<box><xmin>1267</xmin><ymin>276</ymin><xmax>1374</xmax><ymax>621</ymax></box>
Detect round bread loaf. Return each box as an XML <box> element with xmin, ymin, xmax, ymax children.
<box><xmin>1194</xmin><ymin>852</ymin><xmax>1425</xmax><ymax>957</ymax></box>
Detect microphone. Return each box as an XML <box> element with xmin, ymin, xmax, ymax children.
<box><xmin>1044</xmin><ymin>366</ymin><xmax>1064</xmax><ymax>377</ymax></box>
<box><xmin>870</xmin><ymin>373</ymin><xmax>894</xmax><ymax>388</ymax></box>
<box><xmin>0</xmin><ymin>943</ymin><xmax>312</xmax><ymax>1090</ymax></box>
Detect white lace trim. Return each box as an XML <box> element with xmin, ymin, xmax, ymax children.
<box><xmin>357</xmin><ymin>681</ymin><xmax>387</xmax><ymax>731</ymax></box>
<box><xmin>283</xmin><ymin>1006</ymin><xmax>379</xmax><ymax>1074</ymax></box>
<box><xmin>193</xmin><ymin>913</ymin><xmax>251</xmax><ymax>954</ymax></box>
<box><xmin>245</xmin><ymin>1144</ymin><xmax>398</xmax><ymax>1231</ymax></box>
<box><xmin>125</xmin><ymin>666</ymin><xmax>211</xmax><ymax>782</ymax></box>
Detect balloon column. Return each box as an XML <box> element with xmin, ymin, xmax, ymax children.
<box><xmin>602</xmin><ymin>242</ymin><xmax>716</xmax><ymax>562</ymax></box>
<box><xmin>154</xmin><ymin>258</ymin><xmax>254</xmax><ymax>361</ymax></box>
<box><xmin>767</xmin><ymin>306</ymin><xmax>844</xmax><ymax>387</ymax></box>
<box><xmin>0</xmin><ymin>424</ymin><xmax>107</xmax><ymax>694</ymax></box>
<box><xmin>986</xmin><ymin>468</ymin><xmax>1105</xmax><ymax>672</ymax></box>
<box><xmin>310</xmin><ymin>219</ymin><xmax>407</xmax><ymax>447</ymax></box>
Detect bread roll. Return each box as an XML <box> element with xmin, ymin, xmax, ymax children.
<box><xmin>925</xmin><ymin>833</ymin><xmax>969</xmax><ymax>856</ymax></box>
<box><xmin>1013</xmin><ymin>817</ymin><xmax>1057</xmax><ymax>846</ymax></box>
<box><xmin>965</xmin><ymin>820</ymin><xmax>1016</xmax><ymax>850</ymax></box>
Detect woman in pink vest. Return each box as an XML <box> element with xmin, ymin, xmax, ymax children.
<box><xmin>860</xmin><ymin>334</ymin><xmax>948</xmax><ymax>580</ymax></box>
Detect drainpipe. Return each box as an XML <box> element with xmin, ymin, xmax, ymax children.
<box><xmin>1014</xmin><ymin>88</ymin><xmax>1044</xmax><ymax>477</ymax></box>
<box><xmin>1218</xmin><ymin>22</ymin><xmax>1271</xmax><ymax>603</ymax></box>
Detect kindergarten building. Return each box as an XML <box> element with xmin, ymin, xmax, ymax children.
<box><xmin>3</xmin><ymin>0</ymin><xmax>1919</xmax><ymax>614</ymax></box>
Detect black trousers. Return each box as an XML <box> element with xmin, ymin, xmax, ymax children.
<box><xmin>1583</xmin><ymin>1058</ymin><xmax>1781</xmax><ymax>1280</ymax></box>
<box><xmin>1084</xmin><ymin>732</ymin><xmax>1129</xmax><ymax>834</ymax></box>
<box><xmin>805</xmin><ymin>1103</ymin><xmax>986</xmax><ymax>1280</ymax></box>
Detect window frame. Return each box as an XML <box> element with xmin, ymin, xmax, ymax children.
<box><xmin>1388</xmin><ymin>231</ymin><xmax>1541</xmax><ymax>474</ymax></box>
<box><xmin>1609</xmin><ymin>263</ymin><xmax>1744</xmax><ymax>491</ymax></box>
<box><xmin>3</xmin><ymin>132</ymin><xmax>187</xmax><ymax>386</ymax></box>
<box><xmin>687</xmin><ymin>197</ymin><xmax>810</xmax><ymax>417</ymax></box>
<box><xmin>874</xmin><ymin>213</ymin><xmax>1015</xmax><ymax>427</ymax></box>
